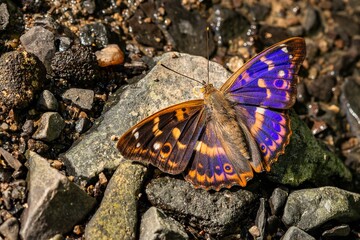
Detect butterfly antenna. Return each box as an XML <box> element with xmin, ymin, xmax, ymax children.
<box><xmin>206</xmin><ymin>27</ymin><xmax>210</xmax><ymax>85</ymax></box>
<box><xmin>160</xmin><ymin>64</ymin><xmax>205</xmax><ymax>85</ymax></box>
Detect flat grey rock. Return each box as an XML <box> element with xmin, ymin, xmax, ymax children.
<box><xmin>20</xmin><ymin>151</ymin><xmax>96</xmax><ymax>240</ymax></box>
<box><xmin>62</xmin><ymin>88</ymin><xmax>94</xmax><ymax>110</ymax></box>
<box><xmin>282</xmin><ymin>226</ymin><xmax>315</xmax><ymax>240</ymax></box>
<box><xmin>0</xmin><ymin>217</ymin><xmax>19</xmax><ymax>240</ymax></box>
<box><xmin>269</xmin><ymin>188</ymin><xmax>288</xmax><ymax>215</ymax></box>
<box><xmin>282</xmin><ymin>186</ymin><xmax>360</xmax><ymax>231</ymax></box>
<box><xmin>146</xmin><ymin>177</ymin><xmax>257</xmax><ymax>236</ymax></box>
<box><xmin>139</xmin><ymin>207</ymin><xmax>188</xmax><ymax>240</ymax></box>
<box><xmin>32</xmin><ymin>112</ymin><xmax>65</xmax><ymax>142</ymax></box>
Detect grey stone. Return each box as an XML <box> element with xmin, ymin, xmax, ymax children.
<box><xmin>146</xmin><ymin>177</ymin><xmax>257</xmax><ymax>236</ymax></box>
<box><xmin>282</xmin><ymin>226</ymin><xmax>315</xmax><ymax>240</ymax></box>
<box><xmin>20</xmin><ymin>26</ymin><xmax>55</xmax><ymax>71</ymax></box>
<box><xmin>62</xmin><ymin>88</ymin><xmax>94</xmax><ymax>110</ymax></box>
<box><xmin>282</xmin><ymin>187</ymin><xmax>360</xmax><ymax>231</ymax></box>
<box><xmin>0</xmin><ymin>217</ymin><xmax>19</xmax><ymax>240</ymax></box>
<box><xmin>322</xmin><ymin>224</ymin><xmax>350</xmax><ymax>238</ymax></box>
<box><xmin>61</xmin><ymin>52</ymin><xmax>228</xmax><ymax>180</ymax></box>
<box><xmin>32</xmin><ymin>112</ymin><xmax>65</xmax><ymax>141</ymax></box>
<box><xmin>0</xmin><ymin>3</ymin><xmax>10</xmax><ymax>31</ymax></box>
<box><xmin>255</xmin><ymin>198</ymin><xmax>266</xmax><ymax>240</ymax></box>
<box><xmin>139</xmin><ymin>207</ymin><xmax>188</xmax><ymax>240</ymax></box>
<box><xmin>269</xmin><ymin>188</ymin><xmax>288</xmax><ymax>215</ymax></box>
<box><xmin>341</xmin><ymin>78</ymin><xmax>360</xmax><ymax>140</ymax></box>
<box><xmin>85</xmin><ymin>161</ymin><xmax>147</xmax><ymax>240</ymax></box>
<box><xmin>20</xmin><ymin>151</ymin><xmax>96</xmax><ymax>240</ymax></box>
<box><xmin>38</xmin><ymin>90</ymin><xmax>58</xmax><ymax>111</ymax></box>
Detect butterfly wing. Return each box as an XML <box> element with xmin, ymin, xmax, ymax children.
<box><xmin>221</xmin><ymin>37</ymin><xmax>306</xmax><ymax>109</ymax></box>
<box><xmin>184</xmin><ymin>119</ymin><xmax>262</xmax><ymax>191</ymax></box>
<box><xmin>117</xmin><ymin>100</ymin><xmax>206</xmax><ymax>175</ymax></box>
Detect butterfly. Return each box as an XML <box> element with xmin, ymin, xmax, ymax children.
<box><xmin>117</xmin><ymin>37</ymin><xmax>306</xmax><ymax>191</ymax></box>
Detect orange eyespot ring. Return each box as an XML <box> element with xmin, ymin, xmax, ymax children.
<box><xmin>160</xmin><ymin>142</ymin><xmax>172</xmax><ymax>158</ymax></box>
<box><xmin>223</xmin><ymin>163</ymin><xmax>233</xmax><ymax>173</ymax></box>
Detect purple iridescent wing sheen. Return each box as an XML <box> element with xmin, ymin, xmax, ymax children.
<box><xmin>234</xmin><ymin>105</ymin><xmax>291</xmax><ymax>168</ymax></box>
<box><xmin>221</xmin><ymin>37</ymin><xmax>306</xmax><ymax>109</ymax></box>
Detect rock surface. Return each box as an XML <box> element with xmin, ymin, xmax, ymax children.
<box><xmin>146</xmin><ymin>177</ymin><xmax>257</xmax><ymax>236</ymax></box>
<box><xmin>32</xmin><ymin>112</ymin><xmax>65</xmax><ymax>142</ymax></box>
<box><xmin>62</xmin><ymin>88</ymin><xmax>94</xmax><ymax>110</ymax></box>
<box><xmin>282</xmin><ymin>186</ymin><xmax>360</xmax><ymax>231</ymax></box>
<box><xmin>139</xmin><ymin>207</ymin><xmax>188</xmax><ymax>240</ymax></box>
<box><xmin>282</xmin><ymin>226</ymin><xmax>315</xmax><ymax>240</ymax></box>
<box><xmin>20</xmin><ymin>151</ymin><xmax>96</xmax><ymax>240</ymax></box>
<box><xmin>84</xmin><ymin>161</ymin><xmax>147</xmax><ymax>240</ymax></box>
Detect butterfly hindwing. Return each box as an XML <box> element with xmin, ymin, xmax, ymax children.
<box><xmin>221</xmin><ymin>37</ymin><xmax>306</xmax><ymax>109</ymax></box>
<box><xmin>235</xmin><ymin>105</ymin><xmax>291</xmax><ymax>167</ymax></box>
<box><xmin>184</xmin><ymin>120</ymin><xmax>255</xmax><ymax>191</ymax></box>
<box><xmin>117</xmin><ymin>100</ymin><xmax>206</xmax><ymax>174</ymax></box>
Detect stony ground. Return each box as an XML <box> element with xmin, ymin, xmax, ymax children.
<box><xmin>0</xmin><ymin>0</ymin><xmax>360</xmax><ymax>239</ymax></box>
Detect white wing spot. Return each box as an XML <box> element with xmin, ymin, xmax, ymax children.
<box><xmin>153</xmin><ymin>142</ymin><xmax>161</xmax><ymax>150</ymax></box>
<box><xmin>136</xmin><ymin>143</ymin><xmax>141</xmax><ymax>148</ymax></box>
<box><xmin>281</xmin><ymin>47</ymin><xmax>288</xmax><ymax>53</ymax></box>
<box><xmin>278</xmin><ymin>70</ymin><xmax>285</xmax><ymax>77</ymax></box>
<box><xmin>134</xmin><ymin>131</ymin><xmax>139</xmax><ymax>139</ymax></box>
<box><xmin>289</xmin><ymin>54</ymin><xmax>293</xmax><ymax>59</ymax></box>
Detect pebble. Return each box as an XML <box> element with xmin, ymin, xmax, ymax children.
<box><xmin>79</xmin><ymin>23</ymin><xmax>111</xmax><ymax>48</ymax></box>
<box><xmin>20</xmin><ymin>151</ymin><xmax>96</xmax><ymax>239</ymax></box>
<box><xmin>254</xmin><ymin>198</ymin><xmax>266</xmax><ymax>240</ymax></box>
<box><xmin>282</xmin><ymin>186</ymin><xmax>360</xmax><ymax>231</ymax></box>
<box><xmin>322</xmin><ymin>224</ymin><xmax>351</xmax><ymax>238</ymax></box>
<box><xmin>62</xmin><ymin>88</ymin><xmax>94</xmax><ymax>110</ymax></box>
<box><xmin>282</xmin><ymin>226</ymin><xmax>315</xmax><ymax>240</ymax></box>
<box><xmin>32</xmin><ymin>112</ymin><xmax>65</xmax><ymax>142</ymax></box>
<box><xmin>75</xmin><ymin>117</ymin><xmax>92</xmax><ymax>133</ymax></box>
<box><xmin>269</xmin><ymin>188</ymin><xmax>288</xmax><ymax>215</ymax></box>
<box><xmin>0</xmin><ymin>147</ymin><xmax>22</xmax><ymax>171</ymax></box>
<box><xmin>0</xmin><ymin>3</ymin><xmax>10</xmax><ymax>31</ymax></box>
<box><xmin>0</xmin><ymin>51</ymin><xmax>46</xmax><ymax>109</ymax></box>
<box><xmin>0</xmin><ymin>217</ymin><xmax>19</xmax><ymax>240</ymax></box>
<box><xmin>20</xmin><ymin>26</ymin><xmax>55</xmax><ymax>71</ymax></box>
<box><xmin>95</xmin><ymin>44</ymin><xmax>124</xmax><ymax>67</ymax></box>
<box><xmin>37</xmin><ymin>90</ymin><xmax>58</xmax><ymax>111</ymax></box>
<box><xmin>139</xmin><ymin>207</ymin><xmax>188</xmax><ymax>240</ymax></box>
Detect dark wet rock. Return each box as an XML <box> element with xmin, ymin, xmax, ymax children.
<box><xmin>20</xmin><ymin>151</ymin><xmax>96</xmax><ymax>240</ymax></box>
<box><xmin>282</xmin><ymin>226</ymin><xmax>315</xmax><ymax>240</ymax></box>
<box><xmin>62</xmin><ymin>88</ymin><xmax>94</xmax><ymax>110</ymax></box>
<box><xmin>61</xmin><ymin>52</ymin><xmax>228</xmax><ymax>179</ymax></box>
<box><xmin>57</xmin><ymin>36</ymin><xmax>72</xmax><ymax>52</ymax></box>
<box><xmin>254</xmin><ymin>198</ymin><xmax>266</xmax><ymax>240</ymax></box>
<box><xmin>341</xmin><ymin>78</ymin><xmax>360</xmax><ymax>140</ymax></box>
<box><xmin>146</xmin><ymin>177</ymin><xmax>257</xmax><ymax>236</ymax></box>
<box><xmin>301</xmin><ymin>6</ymin><xmax>320</xmax><ymax>34</ymax></box>
<box><xmin>322</xmin><ymin>224</ymin><xmax>350</xmax><ymax>238</ymax></box>
<box><xmin>79</xmin><ymin>23</ymin><xmax>112</xmax><ymax>48</ymax></box>
<box><xmin>139</xmin><ymin>207</ymin><xmax>188</xmax><ymax>240</ymax></box>
<box><xmin>0</xmin><ymin>3</ymin><xmax>10</xmax><ymax>31</ymax></box>
<box><xmin>269</xmin><ymin>188</ymin><xmax>288</xmax><ymax>216</ymax></box>
<box><xmin>268</xmin><ymin>108</ymin><xmax>352</xmax><ymax>187</ymax></box>
<box><xmin>20</xmin><ymin>26</ymin><xmax>55</xmax><ymax>71</ymax></box>
<box><xmin>51</xmin><ymin>45</ymin><xmax>100</xmax><ymax>84</ymax></box>
<box><xmin>128</xmin><ymin>10</ymin><xmax>165</xmax><ymax>50</ymax></box>
<box><xmin>32</xmin><ymin>112</ymin><xmax>65</xmax><ymax>142</ymax></box>
<box><xmin>258</xmin><ymin>26</ymin><xmax>290</xmax><ymax>46</ymax></box>
<box><xmin>163</xmin><ymin>0</ymin><xmax>215</xmax><ymax>57</ymax></box>
<box><xmin>282</xmin><ymin>187</ymin><xmax>360</xmax><ymax>231</ymax></box>
<box><xmin>0</xmin><ymin>168</ymin><xmax>12</xmax><ymax>183</ymax></box>
<box><xmin>0</xmin><ymin>51</ymin><xmax>46</xmax><ymax>109</ymax></box>
<box><xmin>84</xmin><ymin>161</ymin><xmax>147</xmax><ymax>240</ymax></box>
<box><xmin>209</xmin><ymin>5</ymin><xmax>249</xmax><ymax>45</ymax></box>
<box><xmin>37</xmin><ymin>90</ymin><xmax>58</xmax><ymax>111</ymax></box>
<box><xmin>0</xmin><ymin>147</ymin><xmax>22</xmax><ymax>171</ymax></box>
<box><xmin>0</xmin><ymin>217</ymin><xmax>19</xmax><ymax>240</ymax></box>
<box><xmin>75</xmin><ymin>117</ymin><xmax>92</xmax><ymax>133</ymax></box>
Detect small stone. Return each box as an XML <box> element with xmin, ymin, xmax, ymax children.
<box><xmin>95</xmin><ymin>44</ymin><xmax>124</xmax><ymax>67</ymax></box>
<box><xmin>75</xmin><ymin>117</ymin><xmax>92</xmax><ymax>133</ymax></box>
<box><xmin>0</xmin><ymin>3</ymin><xmax>10</xmax><ymax>31</ymax></box>
<box><xmin>282</xmin><ymin>187</ymin><xmax>360</xmax><ymax>231</ymax></box>
<box><xmin>322</xmin><ymin>224</ymin><xmax>350</xmax><ymax>238</ymax></box>
<box><xmin>0</xmin><ymin>122</ymin><xmax>9</xmax><ymax>131</ymax></box>
<box><xmin>282</xmin><ymin>226</ymin><xmax>315</xmax><ymax>240</ymax></box>
<box><xmin>98</xmin><ymin>172</ymin><xmax>107</xmax><ymax>185</ymax></box>
<box><xmin>32</xmin><ymin>112</ymin><xmax>65</xmax><ymax>142</ymax></box>
<box><xmin>62</xmin><ymin>88</ymin><xmax>94</xmax><ymax>110</ymax></box>
<box><xmin>79</xmin><ymin>23</ymin><xmax>111</xmax><ymax>48</ymax></box>
<box><xmin>269</xmin><ymin>188</ymin><xmax>288</xmax><ymax>215</ymax></box>
<box><xmin>0</xmin><ymin>147</ymin><xmax>22</xmax><ymax>171</ymax></box>
<box><xmin>341</xmin><ymin>78</ymin><xmax>360</xmax><ymax>140</ymax></box>
<box><xmin>0</xmin><ymin>217</ymin><xmax>19</xmax><ymax>240</ymax></box>
<box><xmin>306</xmin><ymin>75</ymin><xmax>336</xmax><ymax>102</ymax></box>
<box><xmin>248</xmin><ymin>225</ymin><xmax>260</xmax><ymax>238</ymax></box>
<box><xmin>266</xmin><ymin>215</ymin><xmax>281</xmax><ymax>234</ymax></box>
<box><xmin>20</xmin><ymin>26</ymin><xmax>55</xmax><ymax>71</ymax></box>
<box><xmin>139</xmin><ymin>207</ymin><xmax>188</xmax><ymax>240</ymax></box>
<box><xmin>301</xmin><ymin>6</ymin><xmax>320</xmax><ymax>33</ymax></box>
<box><xmin>37</xmin><ymin>90</ymin><xmax>58</xmax><ymax>111</ymax></box>
<box><xmin>20</xmin><ymin>151</ymin><xmax>96</xmax><ymax>239</ymax></box>
<box><xmin>255</xmin><ymin>198</ymin><xmax>266</xmax><ymax>240</ymax></box>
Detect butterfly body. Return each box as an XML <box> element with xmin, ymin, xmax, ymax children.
<box><xmin>118</xmin><ymin>37</ymin><xmax>306</xmax><ymax>191</ymax></box>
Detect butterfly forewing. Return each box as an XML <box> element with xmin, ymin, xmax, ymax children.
<box><xmin>221</xmin><ymin>37</ymin><xmax>306</xmax><ymax>109</ymax></box>
<box><xmin>117</xmin><ymin>100</ymin><xmax>206</xmax><ymax>174</ymax></box>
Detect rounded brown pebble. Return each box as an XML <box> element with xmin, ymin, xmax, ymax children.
<box><xmin>95</xmin><ymin>44</ymin><xmax>125</xmax><ymax>67</ymax></box>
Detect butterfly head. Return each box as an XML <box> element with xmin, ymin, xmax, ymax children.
<box><xmin>201</xmin><ymin>83</ymin><xmax>217</xmax><ymax>96</ymax></box>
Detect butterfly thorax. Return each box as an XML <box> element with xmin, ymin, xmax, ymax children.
<box><xmin>203</xmin><ymin>85</ymin><xmax>251</xmax><ymax>160</ymax></box>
